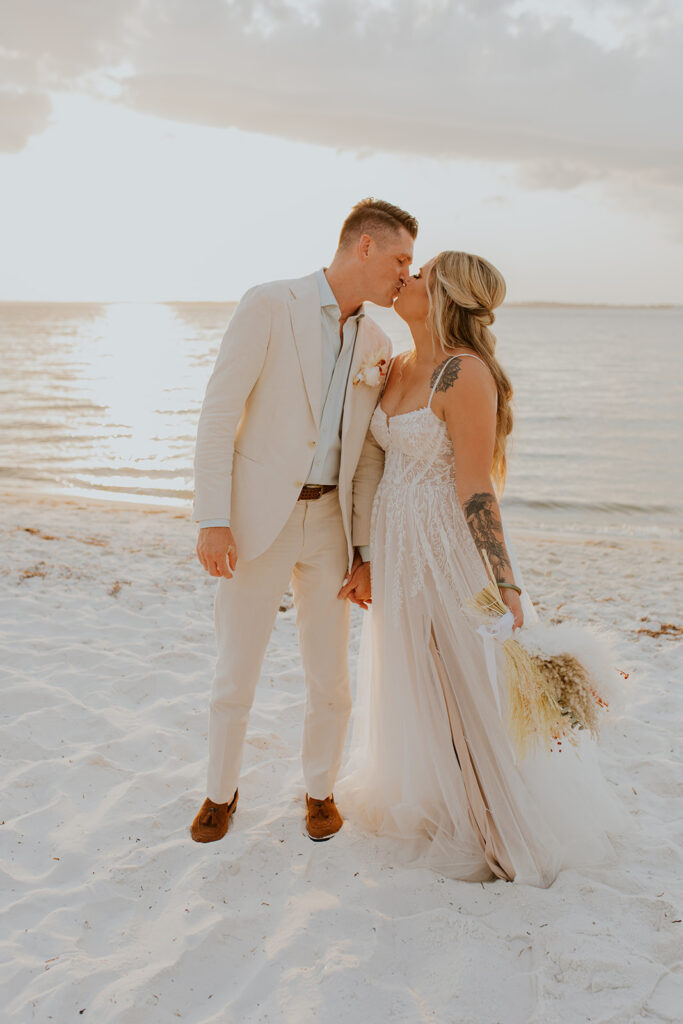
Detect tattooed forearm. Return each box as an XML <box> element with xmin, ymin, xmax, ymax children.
<box><xmin>463</xmin><ymin>491</ymin><xmax>511</xmax><ymax>579</ymax></box>
<box><xmin>430</xmin><ymin>356</ymin><xmax>462</xmax><ymax>394</ymax></box>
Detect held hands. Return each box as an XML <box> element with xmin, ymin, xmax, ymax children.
<box><xmin>337</xmin><ymin>552</ymin><xmax>372</xmax><ymax>610</ymax></box>
<box><xmin>501</xmin><ymin>586</ymin><xmax>524</xmax><ymax>630</ymax></box>
<box><xmin>197</xmin><ymin>526</ymin><xmax>238</xmax><ymax>579</ymax></box>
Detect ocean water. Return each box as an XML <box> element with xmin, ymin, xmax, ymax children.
<box><xmin>1</xmin><ymin>300</ymin><xmax>681</xmax><ymax>543</ymax></box>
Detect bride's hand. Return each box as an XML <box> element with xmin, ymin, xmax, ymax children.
<box><xmin>337</xmin><ymin>559</ymin><xmax>372</xmax><ymax>610</ymax></box>
<box><xmin>501</xmin><ymin>588</ymin><xmax>524</xmax><ymax>630</ymax></box>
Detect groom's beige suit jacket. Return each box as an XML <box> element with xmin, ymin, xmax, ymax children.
<box><xmin>192</xmin><ymin>271</ymin><xmax>390</xmax><ymax>569</ymax></box>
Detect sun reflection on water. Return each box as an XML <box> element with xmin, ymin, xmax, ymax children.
<box><xmin>0</xmin><ymin>301</ymin><xmax>231</xmax><ymax>505</ymax></box>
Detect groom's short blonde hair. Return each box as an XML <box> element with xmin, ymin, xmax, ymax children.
<box><xmin>338</xmin><ymin>198</ymin><xmax>418</xmax><ymax>250</ymax></box>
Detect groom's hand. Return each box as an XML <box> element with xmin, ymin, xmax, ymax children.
<box><xmin>196</xmin><ymin>526</ymin><xmax>238</xmax><ymax>579</ymax></box>
<box><xmin>338</xmin><ymin>555</ymin><xmax>372</xmax><ymax>610</ymax></box>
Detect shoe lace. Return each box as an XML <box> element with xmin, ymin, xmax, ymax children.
<box><xmin>204</xmin><ymin>804</ymin><xmax>220</xmax><ymax>825</ymax></box>
<box><xmin>309</xmin><ymin>796</ymin><xmax>334</xmax><ymax>818</ymax></box>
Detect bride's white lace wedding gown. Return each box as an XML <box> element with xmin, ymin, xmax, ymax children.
<box><xmin>338</xmin><ymin>356</ymin><xmax>626</xmax><ymax>887</ymax></box>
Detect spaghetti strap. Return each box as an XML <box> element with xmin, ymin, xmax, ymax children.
<box><xmin>428</xmin><ymin>352</ymin><xmax>490</xmax><ymax>408</ymax></box>
<box><xmin>458</xmin><ymin>352</ymin><xmax>489</xmax><ymax>371</ymax></box>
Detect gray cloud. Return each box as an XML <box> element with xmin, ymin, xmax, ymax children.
<box><xmin>2</xmin><ymin>0</ymin><xmax>681</xmax><ymax>214</ymax></box>
<box><xmin>0</xmin><ymin>89</ymin><xmax>52</xmax><ymax>151</ymax></box>
<box><xmin>0</xmin><ymin>0</ymin><xmax>138</xmax><ymax>148</ymax></box>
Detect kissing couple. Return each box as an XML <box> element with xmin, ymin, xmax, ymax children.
<box><xmin>190</xmin><ymin>198</ymin><xmax>623</xmax><ymax>887</ymax></box>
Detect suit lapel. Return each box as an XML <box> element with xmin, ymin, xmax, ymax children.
<box><xmin>338</xmin><ymin>317</ymin><xmax>382</xmax><ymax>497</ymax></box>
<box><xmin>341</xmin><ymin>317</ymin><xmax>365</xmax><ymax>441</ymax></box>
<box><xmin>289</xmin><ymin>274</ymin><xmax>322</xmax><ymax>423</ymax></box>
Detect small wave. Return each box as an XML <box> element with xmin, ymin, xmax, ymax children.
<box><xmin>503</xmin><ymin>497</ymin><xmax>678</xmax><ymax>517</ymax></box>
<box><xmin>69</xmin><ymin>466</ymin><xmax>191</xmax><ymax>480</ymax></box>
<box><xmin>67</xmin><ymin>480</ymin><xmax>193</xmax><ymax>501</ymax></box>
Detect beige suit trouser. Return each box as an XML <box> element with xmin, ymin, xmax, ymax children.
<box><xmin>207</xmin><ymin>489</ymin><xmax>351</xmax><ymax>804</ymax></box>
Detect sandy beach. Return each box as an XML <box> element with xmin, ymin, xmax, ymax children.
<box><xmin>1</xmin><ymin>489</ymin><xmax>681</xmax><ymax>1023</ymax></box>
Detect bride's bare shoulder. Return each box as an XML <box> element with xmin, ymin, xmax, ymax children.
<box><xmin>430</xmin><ymin>353</ymin><xmax>496</xmax><ymax>418</ymax></box>
<box><xmin>432</xmin><ymin>352</ymin><xmax>492</xmax><ymax>390</ymax></box>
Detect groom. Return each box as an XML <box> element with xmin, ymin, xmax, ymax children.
<box><xmin>191</xmin><ymin>198</ymin><xmax>417</xmax><ymax>843</ymax></box>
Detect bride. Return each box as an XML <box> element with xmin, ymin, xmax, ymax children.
<box><xmin>337</xmin><ymin>251</ymin><xmax>626</xmax><ymax>887</ymax></box>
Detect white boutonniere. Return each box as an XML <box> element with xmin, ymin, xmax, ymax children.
<box><xmin>352</xmin><ymin>347</ymin><xmax>389</xmax><ymax>388</ymax></box>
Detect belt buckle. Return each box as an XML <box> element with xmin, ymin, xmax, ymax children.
<box><xmin>302</xmin><ymin>485</ymin><xmax>323</xmax><ymax>499</ymax></box>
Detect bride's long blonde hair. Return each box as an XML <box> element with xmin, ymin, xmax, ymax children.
<box><xmin>427</xmin><ymin>250</ymin><xmax>513</xmax><ymax>491</ymax></box>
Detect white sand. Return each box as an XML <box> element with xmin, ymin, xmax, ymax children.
<box><xmin>1</xmin><ymin>490</ymin><xmax>681</xmax><ymax>1023</ymax></box>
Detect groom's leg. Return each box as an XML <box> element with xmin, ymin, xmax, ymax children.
<box><xmin>292</xmin><ymin>490</ymin><xmax>351</xmax><ymax>801</ymax></box>
<box><xmin>206</xmin><ymin>508</ymin><xmax>302</xmax><ymax>804</ymax></box>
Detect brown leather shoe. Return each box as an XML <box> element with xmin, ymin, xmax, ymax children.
<box><xmin>191</xmin><ymin>789</ymin><xmax>238</xmax><ymax>843</ymax></box>
<box><xmin>305</xmin><ymin>793</ymin><xmax>343</xmax><ymax>842</ymax></box>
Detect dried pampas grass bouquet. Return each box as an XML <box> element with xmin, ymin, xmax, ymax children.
<box><xmin>467</xmin><ymin>552</ymin><xmax>623</xmax><ymax>759</ymax></box>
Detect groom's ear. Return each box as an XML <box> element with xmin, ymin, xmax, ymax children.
<box><xmin>358</xmin><ymin>233</ymin><xmax>373</xmax><ymax>260</ymax></box>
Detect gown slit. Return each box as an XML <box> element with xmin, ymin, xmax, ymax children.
<box><xmin>429</xmin><ymin>623</ymin><xmax>515</xmax><ymax>882</ymax></box>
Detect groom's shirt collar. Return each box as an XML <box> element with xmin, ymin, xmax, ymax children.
<box><xmin>317</xmin><ymin>268</ymin><xmax>365</xmax><ymax>320</ymax></box>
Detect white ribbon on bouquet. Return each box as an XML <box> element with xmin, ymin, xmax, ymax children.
<box><xmin>477</xmin><ymin>609</ymin><xmax>515</xmax><ymax>720</ymax></box>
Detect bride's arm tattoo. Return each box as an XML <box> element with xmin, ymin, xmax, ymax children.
<box><xmin>463</xmin><ymin>491</ymin><xmax>511</xmax><ymax>578</ymax></box>
<box><xmin>430</xmin><ymin>357</ymin><xmax>462</xmax><ymax>394</ymax></box>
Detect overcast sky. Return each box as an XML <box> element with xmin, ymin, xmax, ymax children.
<box><xmin>1</xmin><ymin>0</ymin><xmax>681</xmax><ymax>303</ymax></box>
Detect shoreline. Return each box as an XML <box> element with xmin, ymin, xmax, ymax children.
<box><xmin>0</xmin><ymin>485</ymin><xmax>194</xmax><ymax>518</ymax></box>
<box><xmin>3</xmin><ymin>486</ymin><xmax>680</xmax><ymax>549</ymax></box>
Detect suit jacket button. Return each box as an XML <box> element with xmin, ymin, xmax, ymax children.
<box><xmin>309</xmin><ymin>440</ymin><xmax>316</xmax><ymax>448</ymax></box>
<box><xmin>295</xmin><ymin>481</ymin><xmax>302</xmax><ymax>488</ymax></box>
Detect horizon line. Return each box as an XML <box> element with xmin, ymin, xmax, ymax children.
<box><xmin>0</xmin><ymin>299</ymin><xmax>680</xmax><ymax>310</ymax></box>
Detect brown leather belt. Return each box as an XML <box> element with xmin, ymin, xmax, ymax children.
<box><xmin>298</xmin><ymin>484</ymin><xmax>337</xmax><ymax>501</ymax></box>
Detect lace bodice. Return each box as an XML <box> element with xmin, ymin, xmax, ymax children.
<box><xmin>370</xmin><ymin>351</ymin><xmax>489</xmax><ymax>491</ymax></box>
<box><xmin>370</xmin><ymin>404</ymin><xmax>456</xmax><ymax>490</ymax></box>
<box><xmin>369</xmin><ymin>402</ymin><xmax>486</xmax><ymax>622</ymax></box>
